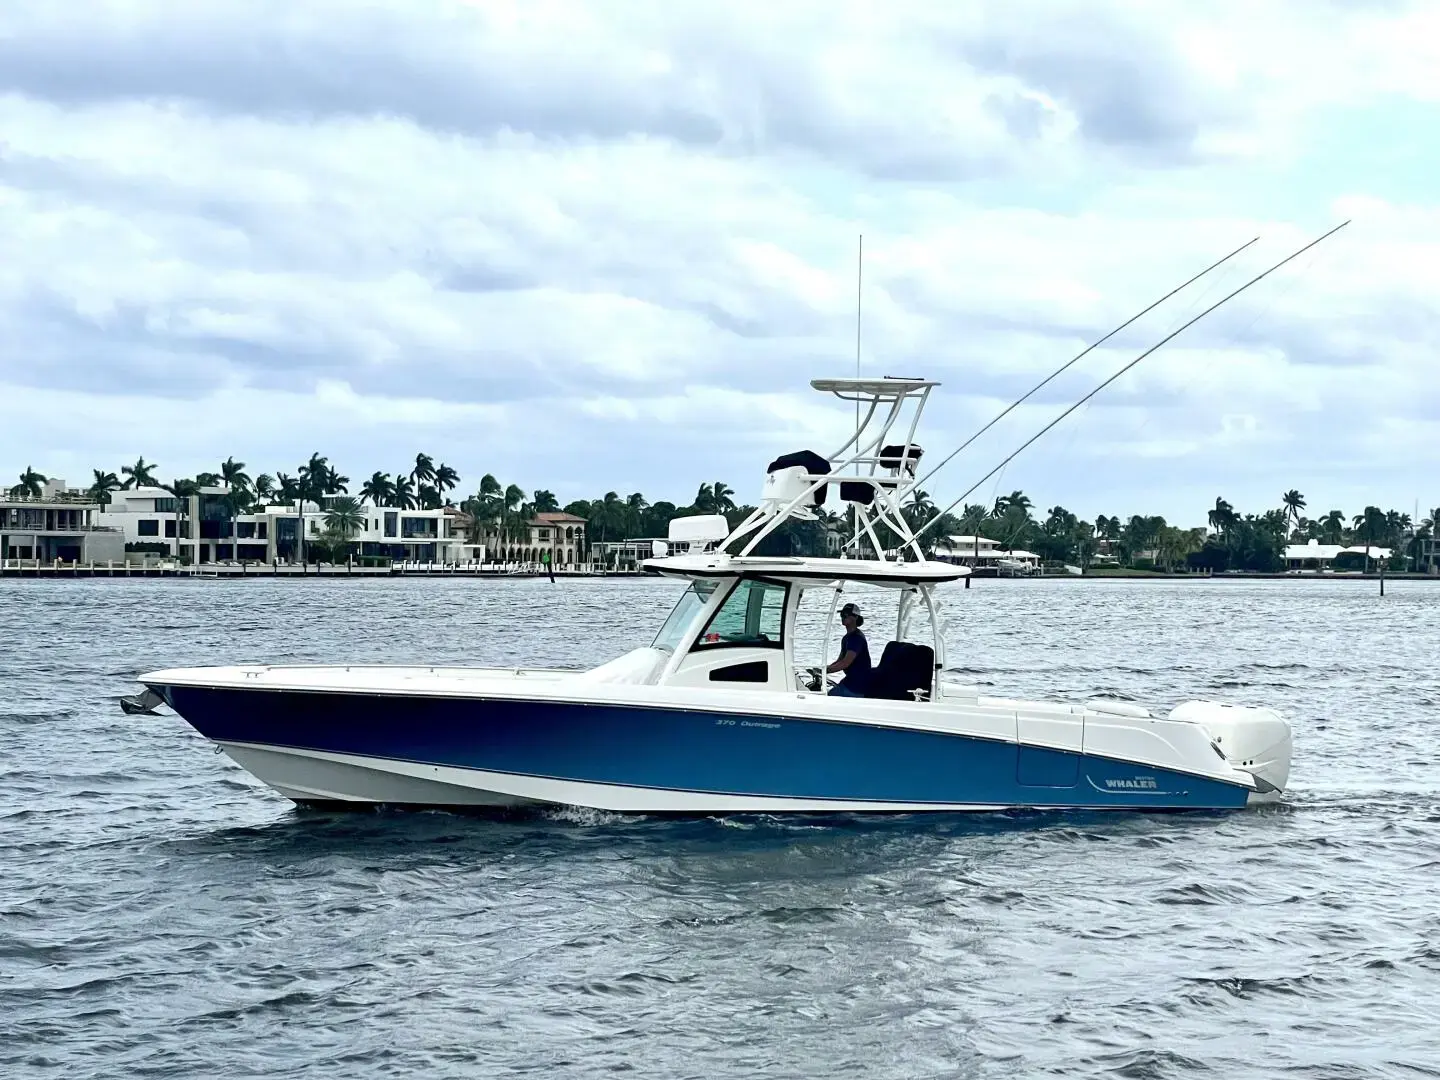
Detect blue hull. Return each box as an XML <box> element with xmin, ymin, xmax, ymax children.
<box><xmin>153</xmin><ymin>685</ymin><xmax>1252</xmax><ymax>811</ymax></box>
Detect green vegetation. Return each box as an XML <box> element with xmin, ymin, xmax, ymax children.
<box><xmin>11</xmin><ymin>459</ymin><xmax>1438</xmax><ymax>574</ymax></box>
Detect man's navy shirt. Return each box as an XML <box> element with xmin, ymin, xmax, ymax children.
<box><xmin>839</xmin><ymin>629</ymin><xmax>872</xmax><ymax>692</ymax></box>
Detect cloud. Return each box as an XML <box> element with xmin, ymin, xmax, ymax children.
<box><xmin>2</xmin><ymin>0</ymin><xmax>1439</xmax><ymax>525</ymax></box>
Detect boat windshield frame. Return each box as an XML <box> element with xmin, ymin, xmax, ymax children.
<box><xmin>650</xmin><ymin>578</ymin><xmax>721</xmax><ymax>652</ymax></box>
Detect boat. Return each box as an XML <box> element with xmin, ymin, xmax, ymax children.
<box><xmin>124</xmin><ymin>376</ymin><xmax>1293</xmax><ymax>813</ymax></box>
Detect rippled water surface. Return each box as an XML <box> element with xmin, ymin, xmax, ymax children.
<box><xmin>4</xmin><ymin>576</ymin><xmax>1440</xmax><ymax>1079</ymax></box>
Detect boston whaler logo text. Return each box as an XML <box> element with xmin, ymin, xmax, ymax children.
<box><xmin>1105</xmin><ymin>776</ymin><xmax>1159</xmax><ymax>790</ymax></box>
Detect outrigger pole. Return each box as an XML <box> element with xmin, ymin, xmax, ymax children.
<box><xmin>912</xmin><ymin>235</ymin><xmax>1261</xmax><ymax>495</ymax></box>
<box><xmin>912</xmin><ymin>220</ymin><xmax>1351</xmax><ymax>548</ymax></box>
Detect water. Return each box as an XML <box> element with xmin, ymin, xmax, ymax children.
<box><xmin>3</xmin><ymin>576</ymin><xmax>1439</xmax><ymax>1079</ymax></box>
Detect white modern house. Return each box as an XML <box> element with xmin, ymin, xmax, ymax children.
<box><xmin>933</xmin><ymin>534</ymin><xmax>1041</xmax><ymax>571</ymax></box>
<box><xmin>1</xmin><ymin>479</ymin><xmax>125</xmax><ymax>564</ymax></box>
<box><xmin>1283</xmin><ymin>538</ymin><xmax>1394</xmax><ymax>571</ymax></box>
<box><xmin>99</xmin><ymin>487</ymin><xmax>470</xmax><ymax>565</ymax></box>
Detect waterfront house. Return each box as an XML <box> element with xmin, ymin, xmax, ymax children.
<box><xmin>530</xmin><ymin>512</ymin><xmax>586</xmax><ymax>568</ymax></box>
<box><xmin>100</xmin><ymin>488</ymin><xmax>468</xmax><ymax>565</ymax></box>
<box><xmin>1417</xmin><ymin>537</ymin><xmax>1440</xmax><ymax>574</ymax></box>
<box><xmin>0</xmin><ymin>480</ymin><xmax>125</xmax><ymax>564</ymax></box>
<box><xmin>933</xmin><ymin>534</ymin><xmax>1041</xmax><ymax>571</ymax></box>
<box><xmin>590</xmin><ymin>537</ymin><xmax>668</xmax><ymax>570</ymax></box>
<box><xmin>1283</xmin><ymin>538</ymin><xmax>1394</xmax><ymax>571</ymax></box>
<box><xmin>444</xmin><ymin>509</ymin><xmax>589</xmax><ymax>568</ymax></box>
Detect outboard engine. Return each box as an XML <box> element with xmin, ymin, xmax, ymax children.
<box><xmin>1169</xmin><ymin>700</ymin><xmax>1293</xmax><ymax>798</ymax></box>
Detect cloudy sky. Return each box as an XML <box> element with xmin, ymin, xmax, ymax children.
<box><xmin>3</xmin><ymin>0</ymin><xmax>1438</xmax><ymax>526</ymax></box>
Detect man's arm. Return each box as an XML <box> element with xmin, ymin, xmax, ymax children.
<box><xmin>826</xmin><ymin>650</ymin><xmax>857</xmax><ymax>675</ymax></box>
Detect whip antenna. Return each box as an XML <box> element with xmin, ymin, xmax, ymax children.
<box><xmin>913</xmin><ymin>221</ymin><xmax>1351</xmax><ymax>547</ymax></box>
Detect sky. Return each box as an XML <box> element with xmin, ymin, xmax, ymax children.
<box><xmin>2</xmin><ymin>0</ymin><xmax>1439</xmax><ymax>528</ymax></box>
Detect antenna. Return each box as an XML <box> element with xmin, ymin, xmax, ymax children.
<box><xmin>913</xmin><ymin>221</ymin><xmax>1351</xmax><ymax>546</ymax></box>
<box><xmin>855</xmin><ymin>234</ymin><xmax>863</xmax><ymax>382</ymax></box>
<box><xmin>852</xmin><ymin>234</ymin><xmax>862</xmax><ymax>556</ymax></box>
<box><xmin>913</xmin><ymin>235</ymin><xmax>1260</xmax><ymax>494</ymax></box>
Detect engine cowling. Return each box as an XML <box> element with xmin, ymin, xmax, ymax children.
<box><xmin>1168</xmin><ymin>700</ymin><xmax>1293</xmax><ymax>796</ymax></box>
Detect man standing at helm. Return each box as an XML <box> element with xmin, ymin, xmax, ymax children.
<box><xmin>826</xmin><ymin>602</ymin><xmax>872</xmax><ymax>697</ymax></box>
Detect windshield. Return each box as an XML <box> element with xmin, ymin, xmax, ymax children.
<box><xmin>651</xmin><ymin>579</ymin><xmax>719</xmax><ymax>652</ymax></box>
<box><xmin>693</xmin><ymin>578</ymin><xmax>787</xmax><ymax>649</ymax></box>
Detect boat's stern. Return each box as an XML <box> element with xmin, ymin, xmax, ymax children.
<box><xmin>1168</xmin><ymin>700</ymin><xmax>1293</xmax><ymax>803</ymax></box>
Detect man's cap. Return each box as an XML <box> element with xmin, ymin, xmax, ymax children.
<box><xmin>839</xmin><ymin>602</ymin><xmax>864</xmax><ymax>625</ymax></box>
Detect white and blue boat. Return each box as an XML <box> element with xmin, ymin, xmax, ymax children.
<box><xmin>128</xmin><ymin>376</ymin><xmax>1292</xmax><ymax>814</ymax></box>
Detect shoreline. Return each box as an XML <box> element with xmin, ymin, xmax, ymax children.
<box><xmin>1</xmin><ymin>563</ymin><xmax>1434</xmax><ymax>583</ymax></box>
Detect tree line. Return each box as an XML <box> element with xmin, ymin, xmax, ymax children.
<box><xmin>947</xmin><ymin>490</ymin><xmax>1438</xmax><ymax>572</ymax></box>
<box><xmin>7</xmin><ymin>461</ymin><xmax>1438</xmax><ymax>570</ymax></box>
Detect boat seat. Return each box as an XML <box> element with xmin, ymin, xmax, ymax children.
<box><xmin>864</xmin><ymin>641</ymin><xmax>935</xmax><ymax>701</ymax></box>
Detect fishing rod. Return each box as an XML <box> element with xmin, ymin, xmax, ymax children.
<box><xmin>912</xmin><ymin>235</ymin><xmax>1260</xmax><ymax>495</ymax></box>
<box><xmin>911</xmin><ymin>220</ymin><xmax>1351</xmax><ymax>547</ymax></box>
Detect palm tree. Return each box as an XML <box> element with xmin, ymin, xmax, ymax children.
<box><xmin>1207</xmin><ymin>497</ymin><xmax>1235</xmax><ymax>537</ymax></box>
<box><xmin>87</xmin><ymin>469</ymin><xmax>121</xmax><ymax>506</ymax></box>
<box><xmin>287</xmin><ymin>456</ymin><xmax>322</xmax><ymax>564</ymax></box>
<box><xmin>1319</xmin><ymin>509</ymin><xmax>1346</xmax><ymax>545</ymax></box>
<box><xmin>219</xmin><ymin>457</ymin><xmax>250</xmax><ymax>493</ymax></box>
<box><xmin>711</xmin><ymin>482</ymin><xmax>736</xmax><ymax>514</ymax></box>
<box><xmin>253</xmin><ymin>474</ymin><xmax>277</xmax><ymax>503</ymax></box>
<box><xmin>418</xmin><ymin>483</ymin><xmax>441</xmax><ymax>510</ymax></box>
<box><xmin>293</xmin><ymin>454</ymin><xmax>334</xmax><ymax>563</ymax></box>
<box><xmin>956</xmin><ymin>503</ymin><xmax>989</xmax><ymax>560</ymax></box>
<box><xmin>393</xmin><ymin>474</ymin><xmax>417</xmax><ymax>510</ymax></box>
<box><xmin>361</xmin><ymin>471</ymin><xmax>396</xmax><ymax>506</ymax></box>
<box><xmin>533</xmin><ymin>489</ymin><xmax>561</xmax><ymax>514</ymax></box>
<box><xmin>323</xmin><ymin>496</ymin><xmax>367</xmax><ymax>560</ymax></box>
<box><xmin>624</xmin><ymin>492</ymin><xmax>648</xmax><ymax>536</ymax></box>
<box><xmin>502</xmin><ymin>484</ymin><xmax>527</xmax><ymax>545</ymax></box>
<box><xmin>411</xmin><ymin>453</ymin><xmax>437</xmax><ymax>489</ymax></box>
<box><xmin>477</xmin><ymin>473</ymin><xmax>503</xmax><ymax>504</ymax></box>
<box><xmin>433</xmin><ymin>463</ymin><xmax>459</xmax><ymax>502</ymax></box>
<box><xmin>213</xmin><ymin>459</ymin><xmax>251</xmax><ymax>553</ymax></box>
<box><xmin>461</xmin><ymin>474</ymin><xmax>504</xmax><ymax>551</ymax></box>
<box><xmin>692</xmin><ymin>483</ymin><xmax>715</xmax><ymax>514</ymax></box>
<box><xmin>587</xmin><ymin>491</ymin><xmax>623</xmax><ymax>546</ymax></box>
<box><xmin>900</xmin><ymin>489</ymin><xmax>937</xmax><ymax>549</ymax></box>
<box><xmin>1153</xmin><ymin>525</ymin><xmax>1201</xmax><ymax>572</ymax></box>
<box><xmin>8</xmin><ymin>467</ymin><xmax>47</xmax><ymax>499</ymax></box>
<box><xmin>120</xmin><ymin>457</ymin><xmax>158</xmax><ymax>489</ymax></box>
<box><xmin>1071</xmin><ymin>520</ymin><xmax>1098</xmax><ymax>570</ymax></box>
<box><xmin>1352</xmin><ymin>505</ymin><xmax>1387</xmax><ymax>571</ymax></box>
<box><xmin>1281</xmin><ymin>489</ymin><xmax>1306</xmax><ymax>532</ymax></box>
<box><xmin>163</xmin><ymin>478</ymin><xmax>200</xmax><ymax>561</ymax></box>
<box><xmin>194</xmin><ymin>471</ymin><xmax>222</xmax><ymax>488</ymax></box>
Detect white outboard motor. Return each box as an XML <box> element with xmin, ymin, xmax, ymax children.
<box><xmin>1168</xmin><ymin>700</ymin><xmax>1293</xmax><ymax>798</ymax></box>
